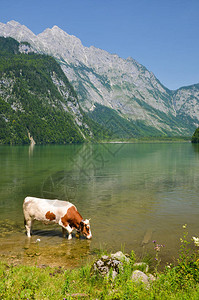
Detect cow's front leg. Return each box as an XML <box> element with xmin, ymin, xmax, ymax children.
<box><xmin>65</xmin><ymin>224</ymin><xmax>73</xmax><ymax>240</ymax></box>
<box><xmin>59</xmin><ymin>220</ymin><xmax>73</xmax><ymax>240</ymax></box>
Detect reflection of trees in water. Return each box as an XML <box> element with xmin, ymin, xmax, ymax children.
<box><xmin>192</xmin><ymin>143</ymin><xmax>199</xmax><ymax>155</ymax></box>
<box><xmin>41</xmin><ymin>170</ymin><xmax>79</xmax><ymax>200</ymax></box>
<box><xmin>41</xmin><ymin>144</ymin><xmax>109</xmax><ymax>201</ymax></box>
<box><xmin>41</xmin><ymin>143</ymin><xmax>199</xmax><ymax>210</ymax></box>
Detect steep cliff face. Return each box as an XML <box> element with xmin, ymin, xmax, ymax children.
<box><xmin>0</xmin><ymin>21</ymin><xmax>198</xmax><ymax>136</ymax></box>
<box><xmin>172</xmin><ymin>84</ymin><xmax>199</xmax><ymax>126</ymax></box>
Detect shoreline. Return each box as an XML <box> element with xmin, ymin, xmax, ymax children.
<box><xmin>0</xmin><ymin>137</ymin><xmax>192</xmax><ymax>146</ymax></box>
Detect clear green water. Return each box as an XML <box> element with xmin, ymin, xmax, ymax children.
<box><xmin>0</xmin><ymin>143</ymin><xmax>199</xmax><ymax>267</ymax></box>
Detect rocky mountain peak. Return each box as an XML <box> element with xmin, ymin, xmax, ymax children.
<box><xmin>7</xmin><ymin>20</ymin><xmax>20</xmax><ymax>26</ymax></box>
<box><xmin>38</xmin><ymin>25</ymin><xmax>82</xmax><ymax>44</ymax></box>
<box><xmin>0</xmin><ymin>20</ymin><xmax>37</xmax><ymax>45</ymax></box>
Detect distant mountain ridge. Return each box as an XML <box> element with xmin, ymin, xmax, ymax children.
<box><xmin>0</xmin><ymin>20</ymin><xmax>199</xmax><ymax>137</ymax></box>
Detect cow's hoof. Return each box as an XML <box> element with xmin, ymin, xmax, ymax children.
<box><xmin>68</xmin><ymin>234</ymin><xmax>72</xmax><ymax>240</ymax></box>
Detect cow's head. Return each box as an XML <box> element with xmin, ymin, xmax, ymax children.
<box><xmin>80</xmin><ymin>219</ymin><xmax>92</xmax><ymax>239</ymax></box>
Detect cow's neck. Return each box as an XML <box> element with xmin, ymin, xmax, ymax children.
<box><xmin>61</xmin><ymin>206</ymin><xmax>83</xmax><ymax>230</ymax></box>
<box><xmin>69</xmin><ymin>207</ymin><xmax>83</xmax><ymax>229</ymax></box>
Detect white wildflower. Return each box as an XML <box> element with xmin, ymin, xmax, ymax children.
<box><xmin>192</xmin><ymin>237</ymin><xmax>199</xmax><ymax>247</ymax></box>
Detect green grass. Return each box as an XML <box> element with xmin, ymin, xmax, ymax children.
<box><xmin>1</xmin><ymin>227</ymin><xmax>199</xmax><ymax>300</ymax></box>
<box><xmin>1</xmin><ymin>257</ymin><xmax>199</xmax><ymax>299</ymax></box>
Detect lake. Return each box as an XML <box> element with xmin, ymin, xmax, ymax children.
<box><xmin>0</xmin><ymin>142</ymin><xmax>199</xmax><ymax>268</ymax></box>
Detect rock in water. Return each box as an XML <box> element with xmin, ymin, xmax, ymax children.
<box><xmin>142</xmin><ymin>228</ymin><xmax>153</xmax><ymax>245</ymax></box>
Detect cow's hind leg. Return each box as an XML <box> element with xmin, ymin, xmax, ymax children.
<box><xmin>24</xmin><ymin>218</ymin><xmax>32</xmax><ymax>237</ymax></box>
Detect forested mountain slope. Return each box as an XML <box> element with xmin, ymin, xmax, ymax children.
<box><xmin>0</xmin><ymin>37</ymin><xmax>108</xmax><ymax>144</ymax></box>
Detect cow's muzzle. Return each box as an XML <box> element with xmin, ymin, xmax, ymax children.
<box><xmin>86</xmin><ymin>233</ymin><xmax>92</xmax><ymax>239</ymax></box>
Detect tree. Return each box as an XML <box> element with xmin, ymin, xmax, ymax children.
<box><xmin>191</xmin><ymin>127</ymin><xmax>199</xmax><ymax>143</ymax></box>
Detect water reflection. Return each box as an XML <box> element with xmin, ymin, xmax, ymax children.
<box><xmin>28</xmin><ymin>143</ymin><xmax>35</xmax><ymax>157</ymax></box>
<box><xmin>0</xmin><ymin>143</ymin><xmax>199</xmax><ymax>267</ymax></box>
<box><xmin>41</xmin><ymin>170</ymin><xmax>79</xmax><ymax>200</ymax></box>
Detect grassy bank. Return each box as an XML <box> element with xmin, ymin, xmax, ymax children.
<box><xmin>1</xmin><ymin>226</ymin><xmax>199</xmax><ymax>299</ymax></box>
<box><xmin>0</xmin><ymin>255</ymin><xmax>199</xmax><ymax>299</ymax></box>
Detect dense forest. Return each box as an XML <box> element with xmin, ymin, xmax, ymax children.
<box><xmin>87</xmin><ymin>103</ymin><xmax>164</xmax><ymax>138</ymax></box>
<box><xmin>0</xmin><ymin>37</ymin><xmax>110</xmax><ymax>145</ymax></box>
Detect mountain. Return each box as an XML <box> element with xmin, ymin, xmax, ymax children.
<box><xmin>0</xmin><ymin>37</ymin><xmax>110</xmax><ymax>144</ymax></box>
<box><xmin>0</xmin><ymin>20</ymin><xmax>199</xmax><ymax>137</ymax></box>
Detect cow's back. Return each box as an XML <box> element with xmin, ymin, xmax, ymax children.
<box><xmin>23</xmin><ymin>197</ymin><xmax>74</xmax><ymax>222</ymax></box>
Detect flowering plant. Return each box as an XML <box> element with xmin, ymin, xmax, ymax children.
<box><xmin>153</xmin><ymin>240</ymin><xmax>165</xmax><ymax>273</ymax></box>
<box><xmin>192</xmin><ymin>236</ymin><xmax>199</xmax><ymax>247</ymax></box>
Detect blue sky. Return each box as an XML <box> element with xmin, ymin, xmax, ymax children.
<box><xmin>1</xmin><ymin>0</ymin><xmax>199</xmax><ymax>90</ymax></box>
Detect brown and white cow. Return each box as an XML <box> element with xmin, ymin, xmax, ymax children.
<box><xmin>23</xmin><ymin>197</ymin><xmax>92</xmax><ymax>240</ymax></box>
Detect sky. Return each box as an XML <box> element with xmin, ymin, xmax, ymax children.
<box><xmin>0</xmin><ymin>0</ymin><xmax>199</xmax><ymax>90</ymax></box>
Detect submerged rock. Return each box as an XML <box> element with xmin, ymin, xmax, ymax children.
<box><xmin>142</xmin><ymin>228</ymin><xmax>153</xmax><ymax>246</ymax></box>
